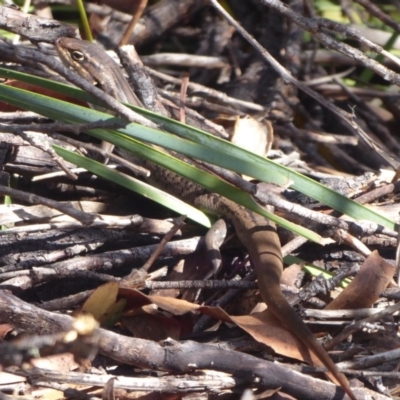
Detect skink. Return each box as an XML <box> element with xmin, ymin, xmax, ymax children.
<box><xmin>55</xmin><ymin>37</ymin><xmax>356</xmax><ymax>400</ymax></box>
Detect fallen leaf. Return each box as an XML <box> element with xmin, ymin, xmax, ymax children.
<box><xmin>326</xmin><ymin>250</ymin><xmax>395</xmax><ymax>310</ymax></box>
<box><xmin>82</xmin><ymin>282</ymin><xmax>126</xmax><ymax>327</ymax></box>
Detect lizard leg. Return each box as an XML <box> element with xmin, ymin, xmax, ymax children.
<box><xmin>204</xmin><ymin>218</ymin><xmax>229</xmax><ymax>279</ymax></box>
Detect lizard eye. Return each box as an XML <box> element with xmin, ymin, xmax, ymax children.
<box><xmin>71</xmin><ymin>51</ymin><xmax>84</xmax><ymax>61</ymax></box>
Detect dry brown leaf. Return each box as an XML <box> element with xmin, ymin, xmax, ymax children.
<box><xmin>231</xmin><ymin>116</ymin><xmax>273</xmax><ymax>157</ymax></box>
<box><xmin>325</xmin><ymin>250</ymin><xmax>395</xmax><ymax>310</ymax></box>
<box><xmin>281</xmin><ymin>263</ymin><xmax>303</xmax><ymax>287</ymax></box>
<box><xmin>200</xmin><ymin>306</ymin><xmax>317</xmax><ymax>365</ymax></box>
<box><xmin>82</xmin><ymin>282</ymin><xmax>119</xmax><ymax>319</ymax></box>
<box><xmin>119</xmin><ymin>286</ymin><xmax>199</xmax><ymax>315</ymax></box>
<box><xmin>82</xmin><ymin>282</ymin><xmax>126</xmax><ymax>327</ymax></box>
<box><xmin>119</xmin><ymin>288</ymin><xmax>324</xmax><ymax>365</ymax></box>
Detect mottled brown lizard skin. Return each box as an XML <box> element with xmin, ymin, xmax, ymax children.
<box><xmin>55</xmin><ymin>37</ymin><xmax>356</xmax><ymax>400</ymax></box>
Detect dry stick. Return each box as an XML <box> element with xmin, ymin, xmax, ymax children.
<box><xmin>209</xmin><ymin>0</ymin><xmax>400</xmax><ymax>170</ymax></box>
<box><xmin>281</xmin><ymin>235</ymin><xmax>308</xmax><ymax>257</ymax></box>
<box><xmin>141</xmin><ymin>215</ymin><xmax>186</xmax><ymax>272</ymax></box>
<box><xmin>148</xmin><ymin>68</ymin><xmax>264</xmax><ymax>112</ymax></box>
<box><xmin>355</xmin><ymin>183</ymin><xmax>398</xmax><ymax>204</ymax></box>
<box><xmin>141</xmin><ymin>53</ymin><xmax>227</xmax><ymax>69</ymax></box>
<box><xmin>0</xmin><ymin>185</ymin><xmax>96</xmax><ymax>226</ymax></box>
<box><xmin>0</xmin><ymin>291</ymin><xmax>364</xmax><ymax>400</ymax></box>
<box><xmin>179</xmin><ymin>73</ymin><xmax>190</xmax><ymax>124</ymax></box>
<box><xmin>0</xmin><ymin>124</ymin><xmax>77</xmax><ymax>181</ymax></box>
<box><xmin>119</xmin><ymin>0</ymin><xmax>148</xmax><ymax>46</ymax></box>
<box><xmin>145</xmin><ymin>279</ymin><xmax>257</xmax><ymax>290</ymax></box>
<box><xmin>0</xmin><ymin>5</ymin><xmax>77</xmax><ymax>43</ymax></box>
<box><xmin>354</xmin><ymin>0</ymin><xmax>400</xmax><ymax>34</ymax></box>
<box><xmin>305</xmin><ymin>66</ymin><xmax>356</xmax><ymax>86</ymax></box>
<box><xmin>332</xmin><ymin>76</ymin><xmax>400</xmax><ymax>155</ymax></box>
<box><xmin>325</xmin><ymin>300</ymin><xmax>400</xmax><ymax>350</ymax></box>
<box><xmin>117</xmin><ymin>45</ymin><xmax>169</xmax><ymax>116</ymax></box>
<box><xmin>255</xmin><ymin>186</ymin><xmax>396</xmax><ymax>238</ymax></box>
<box><xmin>341</xmin><ymin>350</ymin><xmax>400</xmax><ymax>374</ymax></box>
<box><xmin>332</xmin><ymin>228</ymin><xmax>371</xmax><ymax>257</ymax></box>
<box><xmin>0</xmin><ymin>119</ymin><xmax>138</xmax><ymax>179</ymax></box>
<box><xmin>16</xmin><ymin>368</ymin><xmax>238</xmax><ymax>393</ymax></box>
<box><xmin>264</xmin><ymin>0</ymin><xmax>400</xmax><ymax>69</ymax></box>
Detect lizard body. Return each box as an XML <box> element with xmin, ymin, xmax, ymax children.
<box><xmin>55</xmin><ymin>37</ymin><xmax>356</xmax><ymax>400</ymax></box>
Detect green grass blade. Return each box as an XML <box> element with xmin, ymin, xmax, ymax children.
<box><xmin>0</xmin><ymin>70</ymin><xmax>393</xmax><ymax>232</ymax></box>
<box><xmin>0</xmin><ymin>68</ymin><xmax>393</xmax><ymax>230</ymax></box>
<box><xmin>0</xmin><ymin>83</ymin><xmax>321</xmax><ymax>242</ymax></box>
<box><xmin>0</xmin><ymin>78</ymin><xmax>395</xmax><ymax>233</ymax></box>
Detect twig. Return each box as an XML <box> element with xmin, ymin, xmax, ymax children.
<box><xmin>209</xmin><ymin>0</ymin><xmax>400</xmax><ymax>169</ymax></box>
